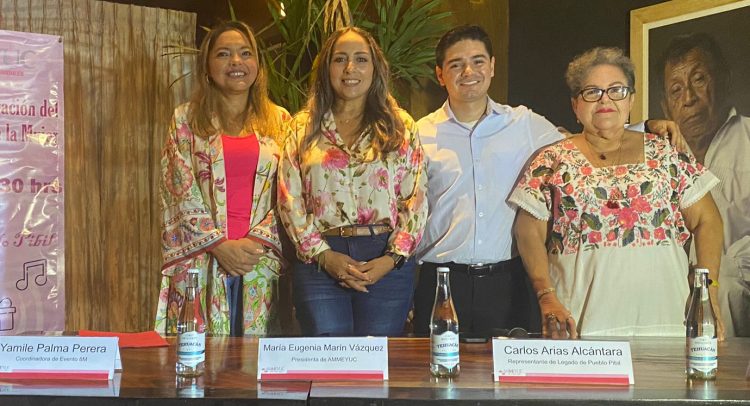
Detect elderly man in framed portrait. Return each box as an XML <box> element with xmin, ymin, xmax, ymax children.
<box><xmin>657</xmin><ymin>32</ymin><xmax>750</xmax><ymax>338</ymax></box>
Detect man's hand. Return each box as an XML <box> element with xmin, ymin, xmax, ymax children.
<box><xmin>647</xmin><ymin>119</ymin><xmax>691</xmax><ymax>153</ymax></box>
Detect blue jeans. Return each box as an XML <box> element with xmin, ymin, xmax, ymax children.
<box><xmin>293</xmin><ymin>233</ymin><xmax>415</xmax><ymax>336</ymax></box>
<box><xmin>225</xmin><ymin>275</ymin><xmax>243</xmax><ymax>337</ymax></box>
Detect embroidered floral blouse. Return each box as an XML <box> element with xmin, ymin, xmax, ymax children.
<box><xmin>278</xmin><ymin>109</ymin><xmax>428</xmax><ymax>263</ymax></box>
<box><xmin>509</xmin><ymin>133</ymin><xmax>718</xmax><ymax>254</ymax></box>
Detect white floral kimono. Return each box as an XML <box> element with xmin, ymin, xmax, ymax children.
<box><xmin>155</xmin><ymin>102</ymin><xmax>289</xmax><ymax>336</ymax></box>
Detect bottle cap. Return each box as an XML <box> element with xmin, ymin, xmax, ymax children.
<box><xmin>694</xmin><ymin>268</ymin><xmax>709</xmax><ymax>275</ymax></box>
<box><xmin>436</xmin><ymin>267</ymin><xmax>450</xmax><ymax>273</ymax></box>
<box><xmin>188</xmin><ymin>268</ymin><xmax>200</xmax><ymax>274</ymax></box>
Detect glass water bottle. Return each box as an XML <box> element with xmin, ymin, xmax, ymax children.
<box><xmin>176</xmin><ymin>268</ymin><xmax>206</xmax><ymax>377</ymax></box>
<box><xmin>686</xmin><ymin>268</ymin><xmax>718</xmax><ymax>380</ymax></box>
<box><xmin>430</xmin><ymin>267</ymin><xmax>460</xmax><ymax>377</ymax></box>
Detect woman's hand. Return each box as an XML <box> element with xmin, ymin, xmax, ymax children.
<box><xmin>353</xmin><ymin>256</ymin><xmax>396</xmax><ymax>287</ymax></box>
<box><xmin>539</xmin><ymin>293</ymin><xmax>578</xmax><ymax>339</ymax></box>
<box><xmin>318</xmin><ymin>250</ymin><xmax>371</xmax><ymax>292</ymax></box>
<box><xmin>211</xmin><ymin>239</ymin><xmax>266</xmax><ymax>277</ymax></box>
<box><xmin>710</xmin><ymin>285</ymin><xmax>726</xmax><ymax>341</ymax></box>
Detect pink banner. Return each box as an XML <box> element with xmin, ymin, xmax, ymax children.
<box><xmin>0</xmin><ymin>29</ymin><xmax>64</xmax><ymax>334</ymax></box>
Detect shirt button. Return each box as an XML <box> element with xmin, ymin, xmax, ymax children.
<box><xmin>477</xmin><ymin>185</ymin><xmax>483</xmax><ymax>191</ymax></box>
<box><xmin>478</xmin><ymin>212</ymin><xmax>484</xmax><ymax>217</ymax></box>
<box><xmin>478</xmin><ymin>240</ymin><xmax>483</xmax><ymax>245</ymax></box>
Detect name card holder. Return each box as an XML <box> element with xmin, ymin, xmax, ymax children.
<box><xmin>0</xmin><ymin>336</ymin><xmax>118</xmax><ymax>380</ymax></box>
<box><xmin>493</xmin><ymin>338</ymin><xmax>634</xmax><ymax>385</ymax></box>
<box><xmin>258</xmin><ymin>337</ymin><xmax>388</xmax><ymax>381</ymax></box>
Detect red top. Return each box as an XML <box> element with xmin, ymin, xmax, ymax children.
<box><xmin>222</xmin><ymin>134</ymin><xmax>259</xmax><ymax>240</ymax></box>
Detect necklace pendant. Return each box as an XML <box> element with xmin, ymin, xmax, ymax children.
<box><xmin>599</xmin><ymin>153</ymin><xmax>607</xmax><ymax>160</ymax></box>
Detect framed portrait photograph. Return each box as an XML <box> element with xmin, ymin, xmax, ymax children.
<box><xmin>630</xmin><ymin>0</ymin><xmax>750</xmax><ymax>122</ymax></box>
<box><xmin>633</xmin><ymin>0</ymin><xmax>750</xmax><ymax>339</ymax></box>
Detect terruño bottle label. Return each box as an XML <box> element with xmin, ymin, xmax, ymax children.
<box><xmin>177</xmin><ymin>331</ymin><xmax>206</xmax><ymax>367</ymax></box>
<box><xmin>431</xmin><ymin>331</ymin><xmax>459</xmax><ymax>368</ymax></box>
<box><xmin>687</xmin><ymin>336</ymin><xmax>717</xmax><ymax>372</ymax></box>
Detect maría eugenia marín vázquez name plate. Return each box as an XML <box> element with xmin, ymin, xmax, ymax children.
<box><xmin>257</xmin><ymin>337</ymin><xmax>388</xmax><ymax>381</ymax></box>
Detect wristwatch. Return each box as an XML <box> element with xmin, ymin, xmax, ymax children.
<box><xmin>386</xmin><ymin>252</ymin><xmax>406</xmax><ymax>269</ymax></box>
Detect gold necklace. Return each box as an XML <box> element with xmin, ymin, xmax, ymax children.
<box><xmin>585</xmin><ymin>135</ymin><xmax>623</xmax><ymax>166</ymax></box>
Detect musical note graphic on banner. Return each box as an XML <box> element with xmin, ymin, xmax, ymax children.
<box><xmin>0</xmin><ymin>298</ymin><xmax>16</xmax><ymax>331</ymax></box>
<box><xmin>16</xmin><ymin>259</ymin><xmax>48</xmax><ymax>291</ymax></box>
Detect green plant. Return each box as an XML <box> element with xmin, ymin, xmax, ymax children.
<box><xmin>260</xmin><ymin>0</ymin><xmax>451</xmax><ymax>113</ymax></box>
<box><xmin>361</xmin><ymin>0</ymin><xmax>450</xmax><ymax>89</ymax></box>
<box><xmin>163</xmin><ymin>0</ymin><xmax>451</xmax><ymax>113</ymax></box>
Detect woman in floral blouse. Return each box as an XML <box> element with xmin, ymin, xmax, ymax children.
<box><xmin>156</xmin><ymin>21</ymin><xmax>289</xmax><ymax>336</ymax></box>
<box><xmin>278</xmin><ymin>27</ymin><xmax>428</xmax><ymax>336</ymax></box>
<box><xmin>510</xmin><ymin>47</ymin><xmax>724</xmax><ymax>338</ymax></box>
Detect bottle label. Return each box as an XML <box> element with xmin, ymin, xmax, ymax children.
<box><xmin>687</xmin><ymin>336</ymin><xmax>717</xmax><ymax>372</ymax></box>
<box><xmin>431</xmin><ymin>331</ymin><xmax>459</xmax><ymax>369</ymax></box>
<box><xmin>177</xmin><ymin>331</ymin><xmax>206</xmax><ymax>367</ymax></box>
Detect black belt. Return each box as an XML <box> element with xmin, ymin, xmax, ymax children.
<box><xmin>427</xmin><ymin>258</ymin><xmax>519</xmax><ymax>277</ymax></box>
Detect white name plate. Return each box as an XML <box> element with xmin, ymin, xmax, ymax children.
<box><xmin>0</xmin><ymin>373</ymin><xmax>121</xmax><ymax>397</ymax></box>
<box><xmin>0</xmin><ymin>336</ymin><xmax>118</xmax><ymax>380</ymax></box>
<box><xmin>493</xmin><ymin>338</ymin><xmax>634</xmax><ymax>385</ymax></box>
<box><xmin>258</xmin><ymin>337</ymin><xmax>388</xmax><ymax>381</ymax></box>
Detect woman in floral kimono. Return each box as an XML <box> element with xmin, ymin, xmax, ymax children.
<box><xmin>278</xmin><ymin>27</ymin><xmax>428</xmax><ymax>336</ymax></box>
<box><xmin>155</xmin><ymin>21</ymin><xmax>289</xmax><ymax>336</ymax></box>
<box><xmin>510</xmin><ymin>47</ymin><xmax>724</xmax><ymax>339</ymax></box>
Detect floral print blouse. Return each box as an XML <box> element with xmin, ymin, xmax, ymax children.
<box><xmin>278</xmin><ymin>109</ymin><xmax>428</xmax><ymax>263</ymax></box>
<box><xmin>509</xmin><ymin>133</ymin><xmax>718</xmax><ymax>254</ymax></box>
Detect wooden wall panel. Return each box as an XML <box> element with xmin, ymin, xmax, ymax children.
<box><xmin>0</xmin><ymin>0</ymin><xmax>195</xmax><ymax>332</ymax></box>
<box><xmin>408</xmin><ymin>0</ymin><xmax>509</xmax><ymax>119</ymax></box>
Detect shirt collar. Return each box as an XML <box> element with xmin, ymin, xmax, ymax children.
<box><xmin>726</xmin><ymin>107</ymin><xmax>739</xmax><ymax>123</ymax></box>
<box><xmin>439</xmin><ymin>96</ymin><xmax>512</xmax><ymax>124</ymax></box>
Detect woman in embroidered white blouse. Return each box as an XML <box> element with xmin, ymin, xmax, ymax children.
<box><xmin>510</xmin><ymin>47</ymin><xmax>724</xmax><ymax>339</ymax></box>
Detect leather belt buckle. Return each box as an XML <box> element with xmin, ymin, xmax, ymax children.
<box><xmin>466</xmin><ymin>263</ymin><xmax>493</xmax><ymax>277</ymax></box>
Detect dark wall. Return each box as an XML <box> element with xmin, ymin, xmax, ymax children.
<box><xmin>507</xmin><ymin>0</ymin><xmax>665</xmax><ymax>131</ymax></box>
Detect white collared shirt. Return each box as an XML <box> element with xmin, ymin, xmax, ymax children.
<box><xmin>705</xmin><ymin>108</ymin><xmax>750</xmax><ymax>255</ymax></box>
<box><xmin>416</xmin><ymin>97</ymin><xmax>563</xmax><ymax>264</ymax></box>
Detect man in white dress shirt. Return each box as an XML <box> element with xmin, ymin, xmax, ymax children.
<box><xmin>658</xmin><ymin>32</ymin><xmax>750</xmax><ymax>337</ymax></box>
<box><xmin>412</xmin><ymin>25</ymin><xmax>564</xmax><ymax>336</ymax></box>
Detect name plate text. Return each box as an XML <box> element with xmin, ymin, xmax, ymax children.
<box><xmin>493</xmin><ymin>338</ymin><xmax>634</xmax><ymax>385</ymax></box>
<box><xmin>0</xmin><ymin>336</ymin><xmax>118</xmax><ymax>380</ymax></box>
<box><xmin>258</xmin><ymin>337</ymin><xmax>388</xmax><ymax>381</ymax></box>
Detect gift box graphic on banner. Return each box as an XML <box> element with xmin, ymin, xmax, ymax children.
<box><xmin>0</xmin><ymin>298</ymin><xmax>16</xmax><ymax>331</ymax></box>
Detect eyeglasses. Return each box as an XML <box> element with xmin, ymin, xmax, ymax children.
<box><xmin>577</xmin><ymin>86</ymin><xmax>634</xmax><ymax>102</ymax></box>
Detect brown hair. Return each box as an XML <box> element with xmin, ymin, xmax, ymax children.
<box><xmin>303</xmin><ymin>27</ymin><xmax>403</xmax><ymax>156</ymax></box>
<box><xmin>188</xmin><ymin>21</ymin><xmax>281</xmax><ymax>141</ymax></box>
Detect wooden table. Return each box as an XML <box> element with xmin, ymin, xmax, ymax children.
<box><xmin>0</xmin><ymin>337</ymin><xmax>747</xmax><ymax>405</ymax></box>
<box><xmin>310</xmin><ymin>337</ymin><xmax>750</xmax><ymax>405</ymax></box>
